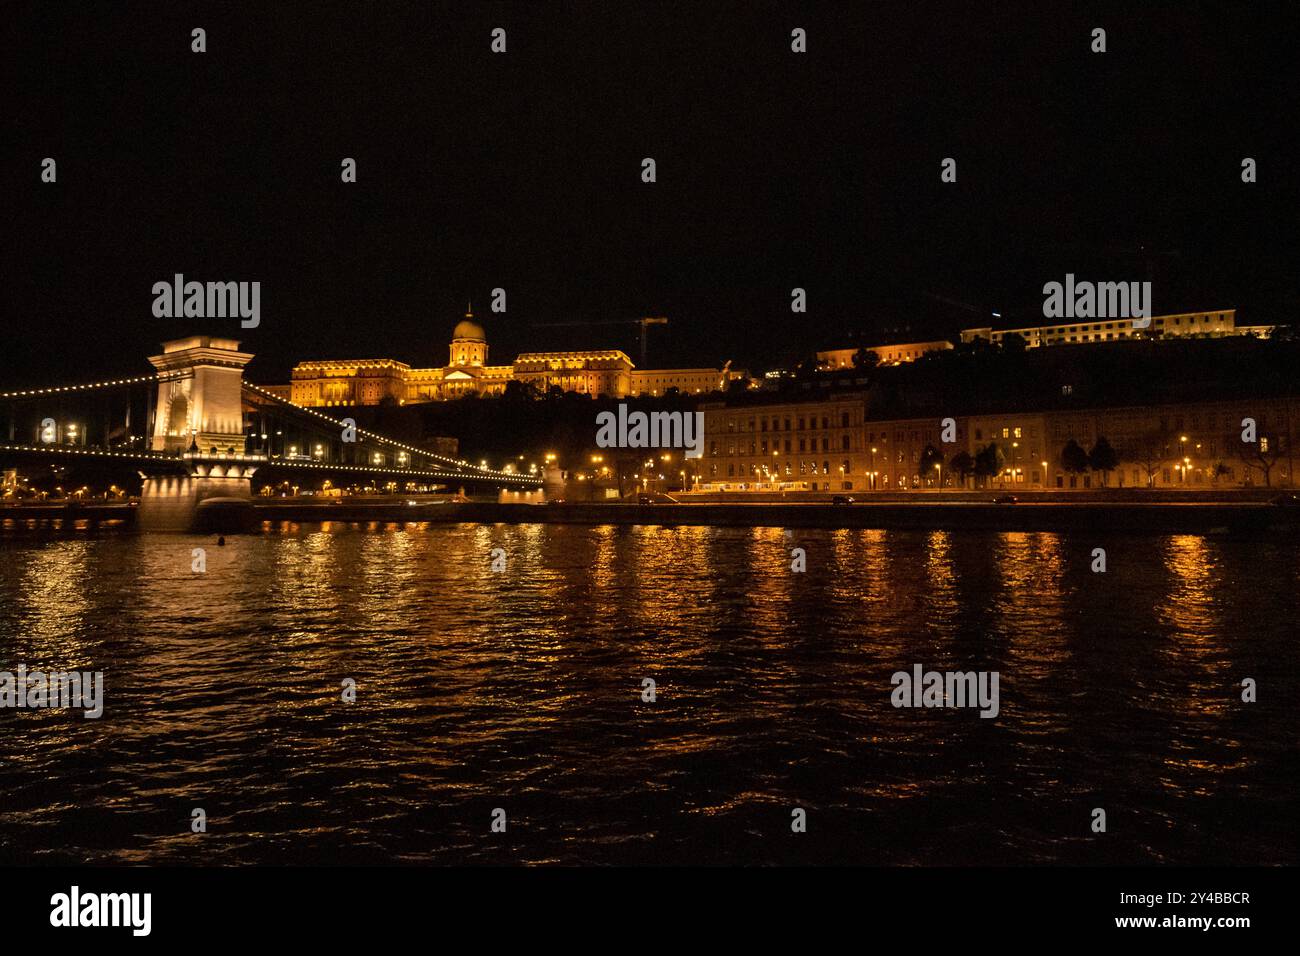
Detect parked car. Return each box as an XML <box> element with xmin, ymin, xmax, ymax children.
<box><xmin>993</xmin><ymin>494</ymin><xmax>1018</xmax><ymax>504</ymax></box>
<box><xmin>637</xmin><ymin>494</ymin><xmax>653</xmax><ymax>505</ymax></box>
<box><xmin>831</xmin><ymin>495</ymin><xmax>855</xmax><ymax>505</ymax></box>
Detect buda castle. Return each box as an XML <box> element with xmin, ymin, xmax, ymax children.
<box><xmin>287</xmin><ymin>309</ymin><xmax>741</xmax><ymax>407</ymax></box>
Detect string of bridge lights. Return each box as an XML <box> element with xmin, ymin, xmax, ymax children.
<box><xmin>0</xmin><ymin>374</ymin><xmax>164</xmax><ymax>400</ymax></box>
<box><xmin>259</xmin><ymin>458</ymin><xmax>541</xmax><ymax>482</ymax></box>
<box><xmin>0</xmin><ymin>443</ymin><xmax>180</xmax><ymax>463</ymax></box>
<box><xmin>0</xmin><ymin>442</ymin><xmax>542</xmax><ymax>484</ymax></box>
<box><xmin>2</xmin><ymin>378</ymin><xmax>541</xmax><ymax>485</ymax></box>
<box><xmin>241</xmin><ymin>382</ymin><xmax>529</xmax><ymax>478</ymax></box>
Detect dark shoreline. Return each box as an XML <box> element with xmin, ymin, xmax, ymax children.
<box><xmin>10</xmin><ymin>496</ymin><xmax>1300</xmax><ymax>535</ymax></box>
<box><xmin>418</xmin><ymin>500</ymin><xmax>1297</xmax><ymax>534</ymax></box>
<box><xmin>4</xmin><ymin>499</ymin><xmax>1298</xmax><ymax>534</ymax></box>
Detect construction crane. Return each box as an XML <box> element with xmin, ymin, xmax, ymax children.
<box><xmin>531</xmin><ymin>316</ymin><xmax>668</xmax><ymax>367</ymax></box>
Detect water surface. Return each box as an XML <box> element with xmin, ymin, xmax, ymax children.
<box><xmin>0</xmin><ymin>521</ymin><xmax>1295</xmax><ymax>865</ymax></box>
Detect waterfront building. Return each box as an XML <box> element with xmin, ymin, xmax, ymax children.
<box><xmin>863</xmin><ymin>416</ymin><xmax>961</xmax><ymax>491</ymax></box>
<box><xmin>966</xmin><ymin>414</ymin><xmax>1050</xmax><ymax>488</ymax></box>
<box><xmin>1042</xmin><ymin>399</ymin><xmax>1298</xmax><ymax>488</ymax></box>
<box><xmin>700</xmin><ymin>394</ymin><xmax>869</xmax><ymax>491</ymax></box>
<box><xmin>288</xmin><ymin>309</ymin><xmax>739</xmax><ymax>407</ymax></box>
<box><xmin>960</xmin><ymin>309</ymin><xmax>1273</xmax><ymax>349</ymax></box>
<box><xmin>699</xmin><ymin>394</ymin><xmax>1298</xmax><ymax>493</ymax></box>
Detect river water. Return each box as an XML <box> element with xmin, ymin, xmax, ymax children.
<box><xmin>0</xmin><ymin>521</ymin><xmax>1295</xmax><ymax>865</ymax></box>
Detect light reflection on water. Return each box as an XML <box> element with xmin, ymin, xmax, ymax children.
<box><xmin>0</xmin><ymin>522</ymin><xmax>1295</xmax><ymax>865</ymax></box>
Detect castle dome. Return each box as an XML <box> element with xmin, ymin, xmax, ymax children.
<box><xmin>452</xmin><ymin>319</ymin><xmax>484</xmax><ymax>341</ymax></box>
<box><xmin>452</xmin><ymin>306</ymin><xmax>485</xmax><ymax>342</ymax></box>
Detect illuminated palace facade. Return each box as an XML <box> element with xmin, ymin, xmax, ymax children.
<box><xmin>288</xmin><ymin>311</ymin><xmax>739</xmax><ymax>407</ymax></box>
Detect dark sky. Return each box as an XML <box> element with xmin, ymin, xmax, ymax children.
<box><xmin>6</xmin><ymin>1</ymin><xmax>1299</xmax><ymax>387</ymax></box>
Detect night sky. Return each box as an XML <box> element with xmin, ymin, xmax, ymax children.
<box><xmin>7</xmin><ymin>2</ymin><xmax>1299</xmax><ymax>387</ymax></box>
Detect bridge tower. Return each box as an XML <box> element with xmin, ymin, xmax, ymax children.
<box><xmin>147</xmin><ymin>336</ymin><xmax>253</xmax><ymax>454</ymax></box>
<box><xmin>140</xmin><ymin>337</ymin><xmax>259</xmax><ymax>532</ymax></box>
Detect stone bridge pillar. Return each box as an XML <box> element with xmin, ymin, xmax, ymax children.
<box><xmin>136</xmin><ymin>458</ymin><xmax>260</xmax><ymax>533</ymax></box>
